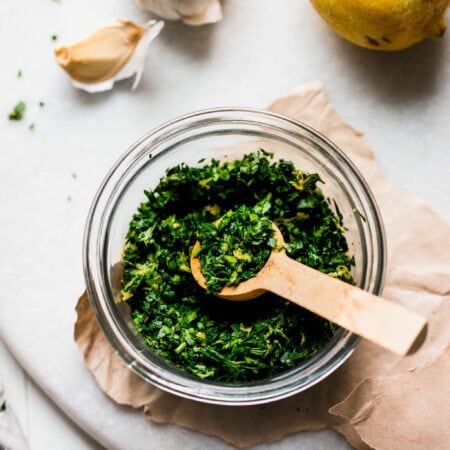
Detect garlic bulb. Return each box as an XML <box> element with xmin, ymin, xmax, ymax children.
<box><xmin>55</xmin><ymin>20</ymin><xmax>164</xmax><ymax>93</ymax></box>
<box><xmin>136</xmin><ymin>0</ymin><xmax>222</xmax><ymax>25</ymax></box>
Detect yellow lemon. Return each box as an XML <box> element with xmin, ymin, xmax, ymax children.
<box><xmin>310</xmin><ymin>0</ymin><xmax>449</xmax><ymax>50</ymax></box>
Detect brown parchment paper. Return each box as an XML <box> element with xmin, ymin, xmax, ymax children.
<box><xmin>75</xmin><ymin>82</ymin><xmax>450</xmax><ymax>450</ymax></box>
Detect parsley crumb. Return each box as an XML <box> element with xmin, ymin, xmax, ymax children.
<box><xmin>0</xmin><ymin>401</ymin><xmax>6</xmax><ymax>412</ymax></box>
<box><xmin>17</xmin><ymin>70</ymin><xmax>22</xmax><ymax>78</ymax></box>
<box><xmin>39</xmin><ymin>101</ymin><xmax>45</xmax><ymax>108</ymax></box>
<box><xmin>29</xmin><ymin>123</ymin><xmax>35</xmax><ymax>131</ymax></box>
<box><xmin>51</xmin><ymin>34</ymin><xmax>58</xmax><ymax>41</ymax></box>
<box><xmin>8</xmin><ymin>101</ymin><xmax>26</xmax><ymax>121</ymax></box>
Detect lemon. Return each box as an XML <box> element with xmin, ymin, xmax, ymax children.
<box><xmin>310</xmin><ymin>0</ymin><xmax>449</xmax><ymax>51</ymax></box>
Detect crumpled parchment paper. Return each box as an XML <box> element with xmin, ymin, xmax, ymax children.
<box><xmin>74</xmin><ymin>82</ymin><xmax>450</xmax><ymax>449</ymax></box>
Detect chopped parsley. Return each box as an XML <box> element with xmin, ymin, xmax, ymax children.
<box><xmin>8</xmin><ymin>101</ymin><xmax>26</xmax><ymax>121</ymax></box>
<box><xmin>195</xmin><ymin>200</ymin><xmax>276</xmax><ymax>294</ymax></box>
<box><xmin>51</xmin><ymin>34</ymin><xmax>58</xmax><ymax>41</ymax></box>
<box><xmin>122</xmin><ymin>150</ymin><xmax>355</xmax><ymax>383</ymax></box>
<box><xmin>17</xmin><ymin>70</ymin><xmax>22</xmax><ymax>78</ymax></box>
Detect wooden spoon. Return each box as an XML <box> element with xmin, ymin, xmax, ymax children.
<box><xmin>190</xmin><ymin>223</ymin><xmax>427</xmax><ymax>355</ymax></box>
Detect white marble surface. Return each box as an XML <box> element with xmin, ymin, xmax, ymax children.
<box><xmin>0</xmin><ymin>0</ymin><xmax>449</xmax><ymax>449</ymax></box>
<box><xmin>0</xmin><ymin>340</ymin><xmax>100</xmax><ymax>449</ymax></box>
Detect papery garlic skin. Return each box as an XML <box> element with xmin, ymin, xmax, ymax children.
<box><xmin>136</xmin><ymin>0</ymin><xmax>222</xmax><ymax>25</ymax></box>
<box><xmin>55</xmin><ymin>20</ymin><xmax>164</xmax><ymax>93</ymax></box>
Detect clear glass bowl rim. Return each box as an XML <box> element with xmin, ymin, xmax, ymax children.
<box><xmin>83</xmin><ymin>107</ymin><xmax>387</xmax><ymax>406</ymax></box>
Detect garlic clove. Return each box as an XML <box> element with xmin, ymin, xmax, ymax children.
<box><xmin>181</xmin><ymin>0</ymin><xmax>222</xmax><ymax>26</ymax></box>
<box><xmin>136</xmin><ymin>0</ymin><xmax>222</xmax><ymax>25</ymax></box>
<box><xmin>55</xmin><ymin>20</ymin><xmax>164</xmax><ymax>93</ymax></box>
<box><xmin>55</xmin><ymin>20</ymin><xmax>144</xmax><ymax>84</ymax></box>
<box><xmin>137</xmin><ymin>0</ymin><xmax>182</xmax><ymax>21</ymax></box>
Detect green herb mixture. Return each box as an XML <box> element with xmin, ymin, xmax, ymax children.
<box><xmin>122</xmin><ymin>150</ymin><xmax>355</xmax><ymax>383</ymax></box>
<box><xmin>195</xmin><ymin>200</ymin><xmax>277</xmax><ymax>294</ymax></box>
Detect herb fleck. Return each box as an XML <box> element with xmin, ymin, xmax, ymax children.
<box><xmin>122</xmin><ymin>150</ymin><xmax>355</xmax><ymax>383</ymax></box>
<box><xmin>29</xmin><ymin>123</ymin><xmax>35</xmax><ymax>131</ymax></box>
<box><xmin>8</xmin><ymin>101</ymin><xmax>26</xmax><ymax>121</ymax></box>
<box><xmin>51</xmin><ymin>34</ymin><xmax>58</xmax><ymax>41</ymax></box>
<box><xmin>0</xmin><ymin>401</ymin><xmax>5</xmax><ymax>412</ymax></box>
<box><xmin>39</xmin><ymin>101</ymin><xmax>45</xmax><ymax>108</ymax></box>
<box><xmin>17</xmin><ymin>70</ymin><xmax>22</xmax><ymax>78</ymax></box>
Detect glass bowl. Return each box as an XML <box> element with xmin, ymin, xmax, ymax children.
<box><xmin>83</xmin><ymin>108</ymin><xmax>386</xmax><ymax>405</ymax></box>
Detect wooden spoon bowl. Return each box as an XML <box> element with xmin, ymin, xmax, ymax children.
<box><xmin>190</xmin><ymin>224</ymin><xmax>285</xmax><ymax>301</ymax></box>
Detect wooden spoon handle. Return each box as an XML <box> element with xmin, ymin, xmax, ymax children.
<box><xmin>262</xmin><ymin>252</ymin><xmax>427</xmax><ymax>355</ymax></box>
